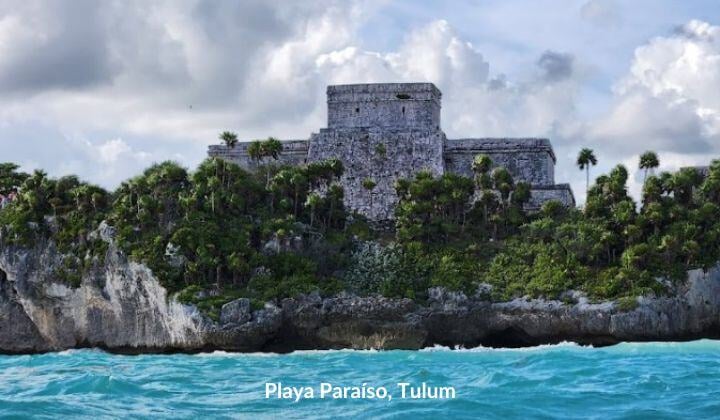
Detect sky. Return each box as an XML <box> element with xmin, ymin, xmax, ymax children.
<box><xmin>1</xmin><ymin>0</ymin><xmax>719</xmax><ymax>203</ymax></box>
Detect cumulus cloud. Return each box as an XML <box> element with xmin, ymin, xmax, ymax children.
<box><xmin>0</xmin><ymin>0</ymin><xmax>115</xmax><ymax>93</ymax></box>
<box><xmin>588</xmin><ymin>20</ymin><xmax>720</xmax><ymax>154</ymax></box>
<box><xmin>1</xmin><ymin>5</ymin><xmax>581</xmax><ymax>191</ymax></box>
<box><xmin>537</xmin><ymin>51</ymin><xmax>574</xmax><ymax>82</ymax></box>
<box><xmin>580</xmin><ymin>0</ymin><xmax>621</xmax><ymax>27</ymax></box>
<box><xmin>582</xmin><ymin>19</ymin><xmax>720</xmax><ymax>202</ymax></box>
<box><xmin>314</xmin><ymin>20</ymin><xmax>580</xmax><ymax>141</ymax></box>
<box><xmin>0</xmin><ymin>0</ymin><xmax>377</xmax><ymax>187</ymax></box>
<box><xmin>0</xmin><ymin>0</ymin><xmax>718</xmax><ymax>211</ymax></box>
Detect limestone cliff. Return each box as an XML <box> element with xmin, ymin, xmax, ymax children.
<box><xmin>1</xmin><ymin>228</ymin><xmax>719</xmax><ymax>354</ymax></box>
<box><xmin>0</xmin><ymin>226</ymin><xmax>206</xmax><ymax>353</ymax></box>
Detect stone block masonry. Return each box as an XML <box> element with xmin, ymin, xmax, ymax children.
<box><xmin>308</xmin><ymin>128</ymin><xmax>445</xmax><ymax>220</ymax></box>
<box><xmin>327</xmin><ymin>83</ymin><xmax>441</xmax><ymax>130</ymax></box>
<box><xmin>208</xmin><ymin>82</ymin><xmax>575</xmax><ymax>220</ymax></box>
<box><xmin>208</xmin><ymin>140</ymin><xmax>308</xmax><ymax>170</ymax></box>
<box><xmin>445</xmin><ymin>138</ymin><xmax>556</xmax><ymax>186</ymax></box>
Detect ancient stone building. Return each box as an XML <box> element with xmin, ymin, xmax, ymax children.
<box><xmin>208</xmin><ymin>83</ymin><xmax>575</xmax><ymax>220</ymax></box>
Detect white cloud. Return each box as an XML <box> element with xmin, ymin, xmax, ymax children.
<box><xmin>0</xmin><ymin>0</ymin><xmax>718</xmax><ymax>211</ymax></box>
<box><xmin>313</xmin><ymin>19</ymin><xmax>579</xmax><ymax>140</ymax></box>
<box><xmin>580</xmin><ymin>0</ymin><xmax>621</xmax><ymax>27</ymax></box>
<box><xmin>568</xmin><ymin>20</ymin><xmax>720</xmax><ymax>203</ymax></box>
<box><xmin>96</xmin><ymin>138</ymin><xmax>132</xmax><ymax>164</ymax></box>
<box><xmin>588</xmin><ymin>22</ymin><xmax>720</xmax><ymax>158</ymax></box>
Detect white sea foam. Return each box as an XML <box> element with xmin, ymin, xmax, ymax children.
<box><xmin>56</xmin><ymin>348</ymin><xmax>106</xmax><ymax>356</ymax></box>
<box><xmin>189</xmin><ymin>342</ymin><xmax>589</xmax><ymax>357</ymax></box>
<box><xmin>193</xmin><ymin>348</ymin><xmax>383</xmax><ymax>358</ymax></box>
<box><xmin>420</xmin><ymin>341</ymin><xmax>588</xmax><ymax>352</ymax></box>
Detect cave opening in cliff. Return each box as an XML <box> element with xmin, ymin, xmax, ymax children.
<box><xmin>481</xmin><ymin>327</ymin><xmax>538</xmax><ymax>348</ymax></box>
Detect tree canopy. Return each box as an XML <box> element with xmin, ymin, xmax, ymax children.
<box><xmin>1</xmin><ymin>147</ymin><xmax>719</xmax><ymax>313</ymax></box>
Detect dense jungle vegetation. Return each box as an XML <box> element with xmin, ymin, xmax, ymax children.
<box><xmin>1</xmin><ymin>136</ymin><xmax>719</xmax><ymax>318</ymax></box>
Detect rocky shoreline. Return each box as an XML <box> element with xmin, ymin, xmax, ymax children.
<box><xmin>1</xmin><ymin>234</ymin><xmax>719</xmax><ymax>355</ymax></box>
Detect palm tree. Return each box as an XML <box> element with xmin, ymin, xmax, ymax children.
<box><xmin>471</xmin><ymin>155</ymin><xmax>494</xmax><ymax>226</ymax></box>
<box><xmin>638</xmin><ymin>151</ymin><xmax>659</xmax><ymax>183</ymax></box>
<box><xmin>305</xmin><ymin>193</ymin><xmax>321</xmax><ymax>228</ymax></box>
<box><xmin>471</xmin><ymin>154</ymin><xmax>493</xmax><ymax>188</ymax></box>
<box><xmin>361</xmin><ymin>177</ymin><xmax>377</xmax><ymax>213</ymax></box>
<box><xmin>290</xmin><ymin>171</ymin><xmax>306</xmax><ymax>217</ymax></box>
<box><xmin>491</xmin><ymin>167</ymin><xmax>513</xmax><ymax>205</ymax></box>
<box><xmin>219</xmin><ymin>131</ymin><xmax>238</xmax><ymax>149</ymax></box>
<box><xmin>247</xmin><ymin>140</ymin><xmax>262</xmax><ymax>164</ymax></box>
<box><xmin>261</xmin><ymin>137</ymin><xmax>283</xmax><ymax>160</ymax></box>
<box><xmin>471</xmin><ymin>154</ymin><xmax>492</xmax><ymax>175</ymax></box>
<box><xmin>577</xmin><ymin>148</ymin><xmax>597</xmax><ymax>193</ymax></box>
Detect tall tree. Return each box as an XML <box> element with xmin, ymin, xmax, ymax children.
<box><xmin>247</xmin><ymin>140</ymin><xmax>262</xmax><ymax>164</ymax></box>
<box><xmin>219</xmin><ymin>131</ymin><xmax>239</xmax><ymax>149</ymax></box>
<box><xmin>362</xmin><ymin>177</ymin><xmax>377</xmax><ymax>212</ymax></box>
<box><xmin>261</xmin><ymin>137</ymin><xmax>283</xmax><ymax>160</ymax></box>
<box><xmin>577</xmin><ymin>148</ymin><xmax>598</xmax><ymax>193</ymax></box>
<box><xmin>471</xmin><ymin>154</ymin><xmax>492</xmax><ymax>177</ymax></box>
<box><xmin>0</xmin><ymin>162</ymin><xmax>29</xmax><ymax>195</ymax></box>
<box><xmin>639</xmin><ymin>151</ymin><xmax>659</xmax><ymax>183</ymax></box>
<box><xmin>471</xmin><ymin>154</ymin><xmax>494</xmax><ymax>224</ymax></box>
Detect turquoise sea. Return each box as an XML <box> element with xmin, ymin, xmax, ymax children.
<box><xmin>1</xmin><ymin>340</ymin><xmax>719</xmax><ymax>419</ymax></box>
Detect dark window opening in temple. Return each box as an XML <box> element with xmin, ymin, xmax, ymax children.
<box><xmin>402</xmin><ymin>106</ymin><xmax>405</xmax><ymax>114</ymax></box>
<box><xmin>355</xmin><ymin>108</ymin><xmax>360</xmax><ymax>113</ymax></box>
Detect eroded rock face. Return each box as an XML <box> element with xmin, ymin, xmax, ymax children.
<box><xmin>220</xmin><ymin>298</ymin><xmax>252</xmax><ymax>326</ymax></box>
<box><xmin>0</xmin><ymin>268</ymin><xmax>49</xmax><ymax>353</ymax></box>
<box><xmin>0</xmin><ymin>232</ymin><xmax>207</xmax><ymax>353</ymax></box>
<box><xmin>0</xmin><ymin>231</ymin><xmax>719</xmax><ymax>354</ymax></box>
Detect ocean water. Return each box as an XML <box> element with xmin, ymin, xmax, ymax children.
<box><xmin>1</xmin><ymin>341</ymin><xmax>719</xmax><ymax>419</ymax></box>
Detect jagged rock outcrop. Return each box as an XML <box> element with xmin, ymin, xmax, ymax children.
<box><xmin>0</xmin><ymin>225</ymin><xmax>207</xmax><ymax>353</ymax></box>
<box><xmin>0</xmin><ymin>228</ymin><xmax>719</xmax><ymax>354</ymax></box>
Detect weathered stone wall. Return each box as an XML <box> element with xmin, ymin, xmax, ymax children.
<box><xmin>327</xmin><ymin>83</ymin><xmax>441</xmax><ymax>130</ymax></box>
<box><xmin>307</xmin><ymin>128</ymin><xmax>445</xmax><ymax>220</ymax></box>
<box><xmin>206</xmin><ymin>83</ymin><xmax>577</xmax><ymax>220</ymax></box>
<box><xmin>527</xmin><ymin>184</ymin><xmax>575</xmax><ymax>210</ymax></box>
<box><xmin>207</xmin><ymin>140</ymin><xmax>308</xmax><ymax>170</ymax></box>
<box><xmin>444</xmin><ymin>138</ymin><xmax>555</xmax><ymax>186</ymax></box>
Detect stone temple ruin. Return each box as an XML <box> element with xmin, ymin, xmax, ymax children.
<box><xmin>208</xmin><ymin>83</ymin><xmax>575</xmax><ymax>220</ymax></box>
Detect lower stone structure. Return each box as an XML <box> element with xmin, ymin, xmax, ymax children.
<box><xmin>307</xmin><ymin>128</ymin><xmax>445</xmax><ymax>220</ymax></box>
<box><xmin>444</xmin><ymin>138</ymin><xmax>574</xmax><ymax>210</ymax></box>
<box><xmin>207</xmin><ymin>140</ymin><xmax>308</xmax><ymax>170</ymax></box>
<box><xmin>208</xmin><ymin>83</ymin><xmax>575</xmax><ymax>220</ymax></box>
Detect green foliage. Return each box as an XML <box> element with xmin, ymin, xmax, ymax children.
<box><xmin>361</xmin><ymin>177</ymin><xmax>376</xmax><ymax>191</ymax></box>
<box><xmin>374</xmin><ymin>143</ymin><xmax>387</xmax><ymax>157</ymax></box>
<box><xmin>0</xmin><ymin>165</ymin><xmax>110</xmax><ymax>288</ymax></box>
<box><xmin>343</xmin><ymin>242</ymin><xmax>431</xmax><ymax>298</ymax></box>
<box><xmin>0</xmin><ymin>163</ymin><xmax>28</xmax><ymax>195</ymax></box>
<box><xmin>577</xmin><ymin>148</ymin><xmax>597</xmax><ymax>191</ymax></box>
<box><xmin>107</xmin><ymin>157</ymin><xmax>348</xmax><ymax>295</ymax></box>
<box><xmin>219</xmin><ymin>131</ymin><xmax>239</xmax><ymax>148</ymax></box>
<box><xmin>616</xmin><ymin>296</ymin><xmax>639</xmax><ymax>312</ymax></box>
<box><xmin>576</xmin><ymin>148</ymin><xmax>597</xmax><ymax>170</ymax></box>
<box><xmin>248</xmin><ymin>137</ymin><xmax>284</xmax><ymax>164</ymax></box>
<box><xmin>392</xmin><ymin>153</ymin><xmax>720</xmax><ymax>301</ymax></box>
<box><xmin>639</xmin><ymin>151</ymin><xmax>659</xmax><ymax>181</ymax></box>
<box><xmin>430</xmin><ymin>252</ymin><xmax>483</xmax><ymax>295</ymax></box>
<box><xmin>395</xmin><ymin>168</ymin><xmax>528</xmax><ymax>244</ymax></box>
<box><xmin>3</xmin><ymin>148</ymin><xmax>720</xmax><ymax>307</ymax></box>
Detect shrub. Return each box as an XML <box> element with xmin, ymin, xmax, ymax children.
<box><xmin>616</xmin><ymin>296</ymin><xmax>639</xmax><ymax>312</ymax></box>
